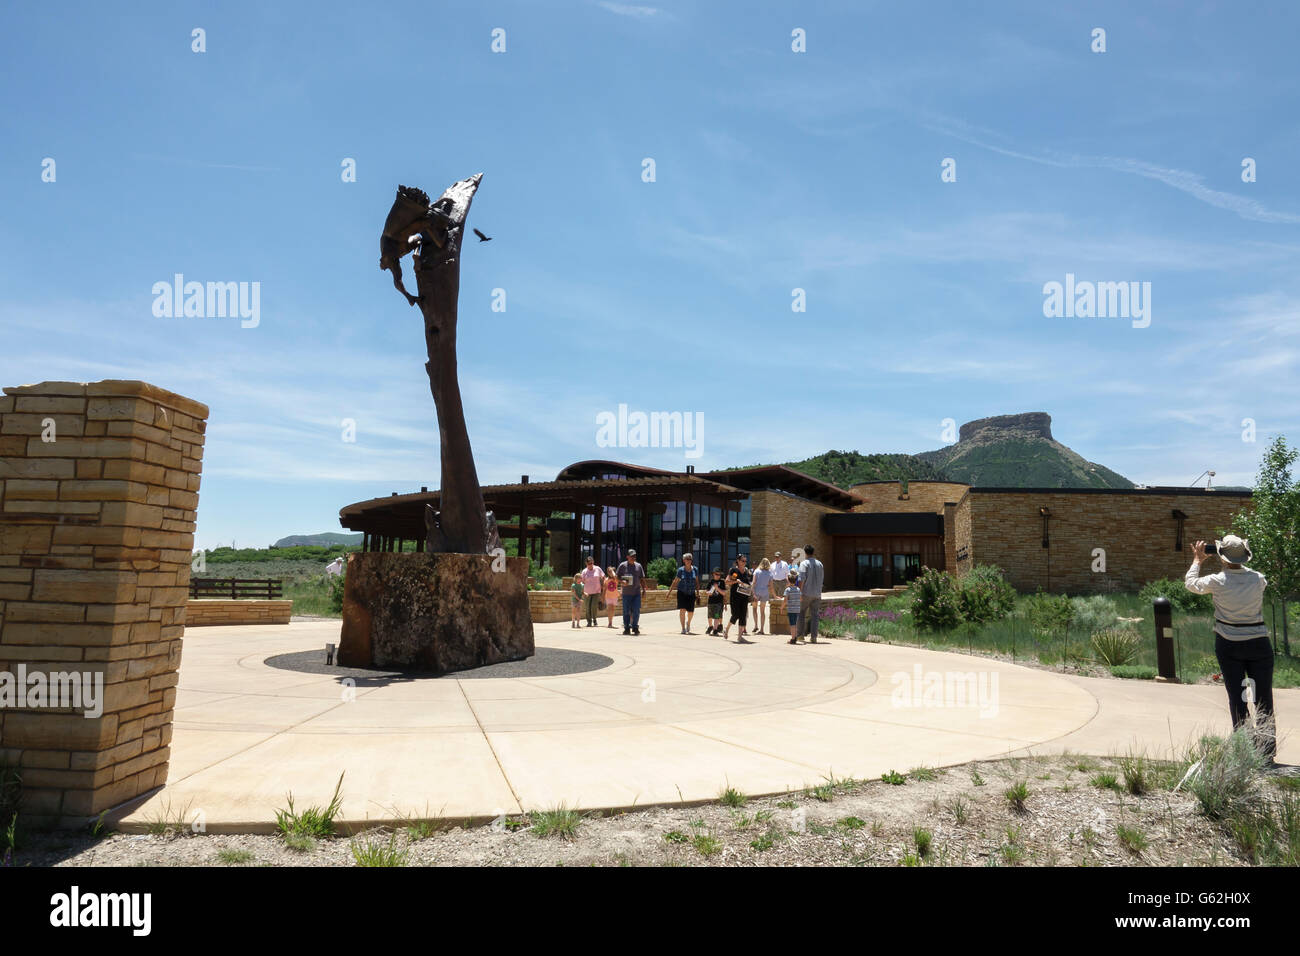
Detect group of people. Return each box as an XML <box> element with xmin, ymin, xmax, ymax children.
<box><xmin>569</xmin><ymin>546</ymin><xmax>826</xmax><ymax>645</ymax></box>
<box><xmin>562</xmin><ymin>532</ymin><xmax>1281</xmax><ymax>765</ymax></box>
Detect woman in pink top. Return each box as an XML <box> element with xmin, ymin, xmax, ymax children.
<box><xmin>604</xmin><ymin>566</ymin><xmax>620</xmax><ymax>628</ymax></box>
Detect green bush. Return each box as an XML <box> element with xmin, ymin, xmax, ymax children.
<box><xmin>1070</xmin><ymin>595</ymin><xmax>1120</xmax><ymax>634</ymax></box>
<box><xmin>1023</xmin><ymin>590</ymin><xmax>1073</xmax><ymax>633</ymax></box>
<box><xmin>328</xmin><ymin>569</ymin><xmax>346</xmax><ymax>613</ymax></box>
<box><xmin>1110</xmin><ymin>664</ymin><xmax>1158</xmax><ymax>680</ymax></box>
<box><xmin>910</xmin><ymin>568</ymin><xmax>962</xmax><ymax>631</ymax></box>
<box><xmin>1139</xmin><ymin>577</ymin><xmax>1213</xmax><ymax>614</ymax></box>
<box><xmin>646</xmin><ymin>557</ymin><xmax>678</xmax><ymax>588</ymax></box>
<box><xmin>956</xmin><ymin>565</ymin><xmax>1017</xmax><ymax>624</ymax></box>
<box><xmin>527</xmin><ymin>563</ymin><xmax>563</xmax><ymax>590</ymax></box>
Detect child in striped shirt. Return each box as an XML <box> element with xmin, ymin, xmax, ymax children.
<box><xmin>783</xmin><ymin>572</ymin><xmax>802</xmax><ymax>644</ymax></box>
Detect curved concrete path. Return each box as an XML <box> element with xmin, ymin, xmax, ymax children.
<box><xmin>116</xmin><ymin>611</ymin><xmax>1298</xmax><ymax>832</ymax></box>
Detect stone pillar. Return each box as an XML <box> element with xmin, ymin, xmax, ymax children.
<box><xmin>0</xmin><ymin>380</ymin><xmax>208</xmax><ymax>827</ymax></box>
<box><xmin>943</xmin><ymin>501</ymin><xmax>958</xmax><ymax>574</ymax></box>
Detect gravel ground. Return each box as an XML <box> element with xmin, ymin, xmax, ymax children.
<box><xmin>10</xmin><ymin>756</ymin><xmax>1267</xmax><ymax>867</ymax></box>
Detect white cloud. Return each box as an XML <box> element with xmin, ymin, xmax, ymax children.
<box><xmin>596</xmin><ymin>2</ymin><xmax>661</xmax><ymax>18</ymax></box>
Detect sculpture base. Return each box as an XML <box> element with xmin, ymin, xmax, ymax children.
<box><xmin>338</xmin><ymin>552</ymin><xmax>534</xmax><ymax>673</ymax></box>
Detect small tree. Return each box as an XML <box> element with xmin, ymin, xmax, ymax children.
<box><xmin>646</xmin><ymin>557</ymin><xmax>678</xmax><ymax>588</ymax></box>
<box><xmin>1233</xmin><ymin>435</ymin><xmax>1300</xmax><ymax>655</ymax></box>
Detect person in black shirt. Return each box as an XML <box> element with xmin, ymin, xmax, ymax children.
<box><xmin>705</xmin><ymin>568</ymin><xmax>726</xmax><ymax>636</ymax></box>
<box><xmin>723</xmin><ymin>554</ymin><xmax>754</xmax><ymax>644</ymax></box>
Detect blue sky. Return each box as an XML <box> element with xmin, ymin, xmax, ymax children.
<box><xmin>3</xmin><ymin>0</ymin><xmax>1298</xmax><ymax>549</ymax></box>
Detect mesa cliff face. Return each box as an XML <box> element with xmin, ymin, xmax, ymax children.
<box><xmin>916</xmin><ymin>413</ymin><xmax>1133</xmax><ymax>489</ymax></box>
<box><xmin>958</xmin><ymin>412</ymin><xmax>1053</xmax><ymax>444</ymax></box>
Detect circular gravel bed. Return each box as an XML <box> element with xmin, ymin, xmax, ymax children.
<box><xmin>263</xmin><ymin>646</ymin><xmax>615</xmax><ymax>681</ymax></box>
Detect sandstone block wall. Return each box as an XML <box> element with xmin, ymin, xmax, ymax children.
<box><xmin>849</xmin><ymin>480</ymin><xmax>971</xmax><ymax>515</ymax></box>
<box><xmin>0</xmin><ymin>380</ymin><xmax>208</xmax><ymax>825</ymax></box>
<box><xmin>968</xmin><ymin>489</ymin><xmax>1254</xmax><ymax>594</ymax></box>
<box><xmin>528</xmin><ymin>587</ymin><xmax>680</xmax><ymax>623</ymax></box>
<box><xmin>944</xmin><ymin>491</ymin><xmax>973</xmax><ymax>577</ymax></box>
<box><xmin>749</xmin><ymin>490</ymin><xmax>834</xmax><ymax>569</ymax></box>
<box><xmin>184</xmin><ymin>599</ymin><xmax>291</xmax><ymax>627</ymax></box>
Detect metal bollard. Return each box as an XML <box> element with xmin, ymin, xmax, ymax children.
<box><xmin>1152</xmin><ymin>598</ymin><xmax>1177</xmax><ymax>682</ymax></box>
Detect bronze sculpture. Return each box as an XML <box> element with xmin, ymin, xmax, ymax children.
<box><xmin>379</xmin><ymin>174</ymin><xmax>498</xmax><ymax>555</ymax></box>
<box><xmin>339</xmin><ymin>173</ymin><xmax>533</xmax><ymax>673</ymax></box>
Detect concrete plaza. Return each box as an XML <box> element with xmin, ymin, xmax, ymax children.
<box><xmin>115</xmin><ymin>610</ymin><xmax>1298</xmax><ymax>832</ymax></box>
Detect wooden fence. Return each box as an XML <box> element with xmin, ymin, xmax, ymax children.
<box><xmin>189</xmin><ymin>577</ymin><xmax>283</xmax><ymax>600</ymax></box>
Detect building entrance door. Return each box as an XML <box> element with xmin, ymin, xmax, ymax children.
<box><xmin>892</xmin><ymin>552</ymin><xmax>921</xmax><ymax>585</ymax></box>
<box><xmin>855</xmin><ymin>553</ymin><xmax>885</xmax><ymax>589</ymax></box>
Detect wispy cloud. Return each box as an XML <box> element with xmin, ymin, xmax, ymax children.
<box><xmin>919</xmin><ymin>116</ymin><xmax>1300</xmax><ymax>225</ymax></box>
<box><xmin>596</xmin><ymin>1</ymin><xmax>661</xmax><ymax>18</ymax></box>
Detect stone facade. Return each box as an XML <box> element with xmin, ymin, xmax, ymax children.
<box><xmin>527</xmin><ymin>587</ymin><xmax>682</xmax><ymax>623</ymax></box>
<box><xmin>943</xmin><ymin>489</ymin><xmax>974</xmax><ymax>577</ymax></box>
<box><xmin>0</xmin><ymin>380</ymin><xmax>207</xmax><ymax>826</ymax></box>
<box><xmin>185</xmin><ymin>599</ymin><xmax>292</xmax><ymax>627</ymax></box>
<box><xmin>849</xmin><ymin>480</ymin><xmax>971</xmax><ymax>515</ymax></box>
<box><xmin>968</xmin><ymin>489</ymin><xmax>1253</xmax><ymax>594</ymax></box>
<box><xmin>749</xmin><ymin>490</ymin><xmax>835</xmax><ymax>565</ymax></box>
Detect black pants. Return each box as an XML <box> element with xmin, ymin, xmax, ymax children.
<box><xmin>1215</xmin><ymin>633</ymin><xmax>1276</xmax><ymax>758</ymax></box>
<box><xmin>729</xmin><ymin>596</ymin><xmax>748</xmax><ymax>626</ymax></box>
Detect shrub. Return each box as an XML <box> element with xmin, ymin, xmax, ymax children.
<box><xmin>1092</xmin><ymin>628</ymin><xmax>1141</xmax><ymax>667</ymax></box>
<box><xmin>646</xmin><ymin>557</ymin><xmax>677</xmax><ymax>588</ymax></box>
<box><xmin>957</xmin><ymin>565</ymin><xmax>1017</xmax><ymax>624</ymax></box>
<box><xmin>328</xmin><ymin>569</ymin><xmax>346</xmax><ymax>613</ymax></box>
<box><xmin>1183</xmin><ymin>730</ymin><xmax>1269</xmax><ymax>820</ymax></box>
<box><xmin>1070</xmin><ymin>595</ymin><xmax>1120</xmax><ymax>634</ymax></box>
<box><xmin>910</xmin><ymin>568</ymin><xmax>962</xmax><ymax>631</ymax></box>
<box><xmin>1023</xmin><ymin>590</ymin><xmax>1073</xmax><ymax>633</ymax></box>
<box><xmin>1139</xmin><ymin>577</ymin><xmax>1213</xmax><ymax>614</ymax></box>
<box><xmin>1110</xmin><ymin>664</ymin><xmax>1158</xmax><ymax>680</ymax></box>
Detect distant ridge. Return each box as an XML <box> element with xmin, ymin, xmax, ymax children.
<box><xmin>273</xmin><ymin>532</ymin><xmax>364</xmax><ymax>548</ymax></box>
<box><xmin>765</xmin><ymin>413</ymin><xmax>1135</xmax><ymax>490</ymax></box>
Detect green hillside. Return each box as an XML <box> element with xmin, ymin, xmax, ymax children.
<box><xmin>774</xmin><ymin>451</ymin><xmax>948</xmax><ymax>487</ymax></box>
<box><xmin>760</xmin><ymin>414</ymin><xmax>1134</xmax><ymax>490</ymax></box>
<box><xmin>915</xmin><ymin>438</ymin><xmax>1133</xmax><ymax>488</ymax></box>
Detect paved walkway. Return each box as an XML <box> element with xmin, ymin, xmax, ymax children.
<box><xmin>117</xmin><ymin>612</ymin><xmax>1298</xmax><ymax>832</ymax></box>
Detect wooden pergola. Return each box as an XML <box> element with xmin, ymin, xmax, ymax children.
<box><xmin>339</xmin><ymin>474</ymin><xmax>747</xmax><ymax>566</ymax></box>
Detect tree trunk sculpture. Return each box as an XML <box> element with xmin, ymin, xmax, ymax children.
<box><xmin>379</xmin><ymin>174</ymin><xmax>499</xmax><ymax>555</ymax></box>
